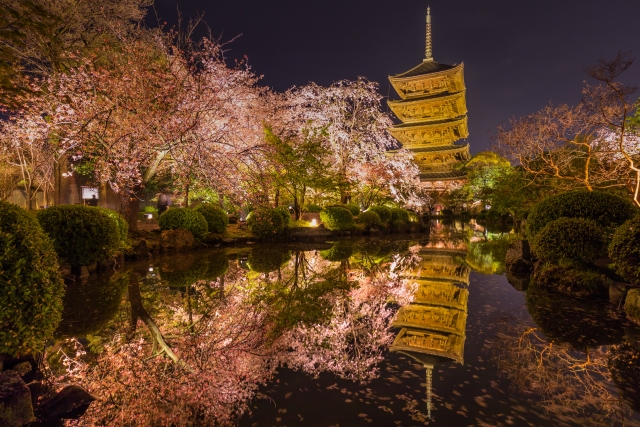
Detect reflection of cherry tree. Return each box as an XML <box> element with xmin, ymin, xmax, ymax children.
<box><xmin>51</xmin><ymin>250</ymin><xmax>419</xmax><ymax>425</ymax></box>
<box><xmin>492</xmin><ymin>323</ymin><xmax>631</xmax><ymax>426</ymax></box>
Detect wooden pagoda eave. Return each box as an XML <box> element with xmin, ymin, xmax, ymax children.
<box><xmin>387</xmin><ymin>91</ymin><xmax>468</xmax><ymax>123</ymax></box>
<box><xmin>389</xmin><ymin>63</ymin><xmax>465</xmax><ymax>100</ymax></box>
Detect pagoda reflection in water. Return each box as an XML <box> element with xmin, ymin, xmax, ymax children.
<box><xmin>390</xmin><ymin>235</ymin><xmax>470</xmax><ymax>419</ymax></box>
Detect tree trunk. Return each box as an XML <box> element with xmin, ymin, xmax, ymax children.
<box><xmin>293</xmin><ymin>196</ymin><xmax>301</xmax><ymax>220</ymax></box>
<box><xmin>26</xmin><ymin>185</ymin><xmax>33</xmax><ymax>210</ymax></box>
<box><xmin>274</xmin><ymin>188</ymin><xmax>280</xmax><ymax>208</ymax></box>
<box><xmin>125</xmin><ymin>186</ymin><xmax>142</xmax><ymax>231</ymax></box>
<box><xmin>184</xmin><ymin>183</ymin><xmax>189</xmax><ymax>208</ymax></box>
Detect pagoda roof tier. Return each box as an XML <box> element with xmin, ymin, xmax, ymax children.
<box><xmin>411</xmin><ymin>280</ymin><xmax>469</xmax><ymax>309</ymax></box>
<box><xmin>390</xmin><ymin>328</ymin><xmax>465</xmax><ymax>364</ymax></box>
<box><xmin>388</xmin><ymin>91</ymin><xmax>467</xmax><ymax>123</ymax></box>
<box><xmin>389</xmin><ymin>117</ymin><xmax>468</xmax><ymax>147</ymax></box>
<box><xmin>389</xmin><ymin>62</ymin><xmax>465</xmax><ymax>100</ymax></box>
<box><xmin>393</xmin><ymin>305</ymin><xmax>467</xmax><ymax>336</ymax></box>
<box><xmin>410</xmin><ymin>143</ymin><xmax>469</xmax><ymax>153</ymax></box>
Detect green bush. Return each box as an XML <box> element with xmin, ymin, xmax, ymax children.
<box><xmin>37</xmin><ymin>205</ymin><xmax>120</xmax><ymax>266</ymax></box>
<box><xmin>194</xmin><ymin>204</ymin><xmax>228</xmax><ymax>234</ymax></box>
<box><xmin>390</xmin><ymin>208</ymin><xmax>410</xmax><ymax>223</ymax></box>
<box><xmin>343</xmin><ymin>203</ymin><xmax>360</xmax><ymax>216</ymax></box>
<box><xmin>357</xmin><ymin>211</ymin><xmax>383</xmax><ymax>230</ymax></box>
<box><xmin>247</xmin><ymin>247</ymin><xmax>291</xmax><ymax>272</ymax></box>
<box><xmin>367</xmin><ymin>206</ymin><xmax>392</xmax><ymax>223</ymax></box>
<box><xmin>441</xmin><ymin>209</ymin><xmax>454</xmax><ymax>217</ymax></box>
<box><xmin>158</xmin><ymin>208</ymin><xmax>208</xmax><ymax>237</ymax></box>
<box><xmin>527</xmin><ymin>190</ymin><xmax>637</xmax><ymax>238</ymax></box>
<box><xmin>0</xmin><ymin>201</ymin><xmax>64</xmax><ymax>356</ymax></box>
<box><xmin>608</xmin><ymin>216</ymin><xmax>640</xmax><ymax>285</ymax></box>
<box><xmin>96</xmin><ymin>207</ymin><xmax>128</xmax><ymax>243</ymax></box>
<box><xmin>142</xmin><ymin>205</ymin><xmax>157</xmax><ymax>214</ymax></box>
<box><xmin>320</xmin><ymin>241</ymin><xmax>354</xmax><ymax>261</ymax></box>
<box><xmin>320</xmin><ymin>206</ymin><xmax>354</xmax><ymax>231</ymax></box>
<box><xmin>533</xmin><ymin>218</ymin><xmax>605</xmax><ymax>263</ymax></box>
<box><xmin>459</xmin><ymin>211</ymin><xmax>471</xmax><ymax>221</ymax></box>
<box><xmin>247</xmin><ymin>207</ymin><xmax>285</xmax><ymax>238</ymax></box>
<box><xmin>306</xmin><ymin>204</ymin><xmax>322</xmax><ymax>213</ymax></box>
<box><xmin>274</xmin><ymin>206</ymin><xmax>292</xmax><ymax>228</ymax></box>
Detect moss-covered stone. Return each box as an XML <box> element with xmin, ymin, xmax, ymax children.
<box><xmin>625</xmin><ymin>289</ymin><xmax>640</xmax><ymax>323</ymax></box>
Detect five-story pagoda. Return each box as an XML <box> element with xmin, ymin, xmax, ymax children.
<box><xmin>388</xmin><ymin>7</ymin><xmax>470</xmax><ymax>190</ymax></box>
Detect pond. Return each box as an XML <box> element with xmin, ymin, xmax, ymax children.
<box><xmin>46</xmin><ymin>220</ymin><xmax>640</xmax><ymax>426</ymax></box>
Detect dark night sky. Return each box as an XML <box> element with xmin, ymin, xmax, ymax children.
<box><xmin>151</xmin><ymin>0</ymin><xmax>640</xmax><ymax>153</ymax></box>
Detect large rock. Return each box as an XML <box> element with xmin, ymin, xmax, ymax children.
<box><xmin>0</xmin><ymin>370</ymin><xmax>34</xmax><ymax>427</ymax></box>
<box><xmin>506</xmin><ymin>240</ymin><xmax>533</xmax><ymax>274</ymax></box>
<box><xmin>160</xmin><ymin>229</ymin><xmax>195</xmax><ymax>252</ymax></box>
<box><xmin>625</xmin><ymin>289</ymin><xmax>640</xmax><ymax>324</ymax></box>
<box><xmin>37</xmin><ymin>385</ymin><xmax>96</xmax><ymax>421</ymax></box>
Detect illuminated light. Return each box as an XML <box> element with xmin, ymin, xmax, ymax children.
<box><xmin>311</xmin><ymin>219</ymin><xmax>318</xmax><ymax>227</ymax></box>
<box><xmin>146</xmin><ymin>214</ymin><xmax>153</xmax><ymax>219</ymax></box>
<box><xmin>149</xmin><ymin>267</ymin><xmax>153</xmax><ymax>272</ymax></box>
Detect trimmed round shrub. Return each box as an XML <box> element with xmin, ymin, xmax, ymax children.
<box><xmin>441</xmin><ymin>209</ymin><xmax>454</xmax><ymax>217</ymax></box>
<box><xmin>248</xmin><ymin>247</ymin><xmax>291</xmax><ymax>272</ymax></box>
<box><xmin>320</xmin><ymin>206</ymin><xmax>355</xmax><ymax>231</ymax></box>
<box><xmin>37</xmin><ymin>205</ymin><xmax>120</xmax><ymax>266</ymax></box>
<box><xmin>608</xmin><ymin>216</ymin><xmax>640</xmax><ymax>285</ymax></box>
<box><xmin>159</xmin><ymin>208</ymin><xmax>208</xmax><ymax>237</ymax></box>
<box><xmin>357</xmin><ymin>210</ymin><xmax>383</xmax><ymax>230</ymax></box>
<box><xmin>532</xmin><ymin>217</ymin><xmax>606</xmax><ymax>263</ymax></box>
<box><xmin>367</xmin><ymin>206</ymin><xmax>392</xmax><ymax>223</ymax></box>
<box><xmin>390</xmin><ymin>208</ymin><xmax>410</xmax><ymax>223</ymax></box>
<box><xmin>343</xmin><ymin>203</ymin><xmax>360</xmax><ymax>216</ymax></box>
<box><xmin>96</xmin><ymin>207</ymin><xmax>128</xmax><ymax>243</ymax></box>
<box><xmin>527</xmin><ymin>190</ymin><xmax>637</xmax><ymax>238</ymax></box>
<box><xmin>194</xmin><ymin>204</ymin><xmax>228</xmax><ymax>234</ymax></box>
<box><xmin>0</xmin><ymin>201</ymin><xmax>64</xmax><ymax>356</ymax></box>
<box><xmin>320</xmin><ymin>241</ymin><xmax>354</xmax><ymax>261</ymax></box>
<box><xmin>142</xmin><ymin>205</ymin><xmax>157</xmax><ymax>214</ymax></box>
<box><xmin>307</xmin><ymin>204</ymin><xmax>322</xmax><ymax>213</ymax></box>
<box><xmin>247</xmin><ymin>207</ymin><xmax>285</xmax><ymax>238</ymax></box>
<box><xmin>274</xmin><ymin>206</ymin><xmax>292</xmax><ymax>228</ymax></box>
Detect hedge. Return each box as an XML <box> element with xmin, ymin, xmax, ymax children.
<box><xmin>159</xmin><ymin>207</ymin><xmax>209</xmax><ymax>237</ymax></box>
<box><xmin>1</xmin><ymin>201</ymin><xmax>64</xmax><ymax>356</ymax></box>
<box><xmin>527</xmin><ymin>190</ymin><xmax>637</xmax><ymax>238</ymax></box>
<box><xmin>194</xmin><ymin>204</ymin><xmax>228</xmax><ymax>234</ymax></box>
<box><xmin>608</xmin><ymin>216</ymin><xmax>640</xmax><ymax>285</ymax></box>
<box><xmin>532</xmin><ymin>217</ymin><xmax>606</xmax><ymax>263</ymax></box>
<box><xmin>357</xmin><ymin>210</ymin><xmax>383</xmax><ymax>230</ymax></box>
<box><xmin>367</xmin><ymin>206</ymin><xmax>392</xmax><ymax>223</ymax></box>
<box><xmin>306</xmin><ymin>204</ymin><xmax>322</xmax><ymax>213</ymax></box>
<box><xmin>343</xmin><ymin>203</ymin><xmax>360</xmax><ymax>216</ymax></box>
<box><xmin>390</xmin><ymin>219</ymin><xmax>409</xmax><ymax>233</ymax></box>
<box><xmin>320</xmin><ymin>206</ymin><xmax>354</xmax><ymax>231</ymax></box>
<box><xmin>37</xmin><ymin>205</ymin><xmax>120</xmax><ymax>266</ymax></box>
<box><xmin>247</xmin><ymin>207</ymin><xmax>285</xmax><ymax>238</ymax></box>
<box><xmin>274</xmin><ymin>206</ymin><xmax>292</xmax><ymax>228</ymax></box>
<box><xmin>390</xmin><ymin>208</ymin><xmax>410</xmax><ymax>223</ymax></box>
<box><xmin>96</xmin><ymin>207</ymin><xmax>128</xmax><ymax>244</ymax></box>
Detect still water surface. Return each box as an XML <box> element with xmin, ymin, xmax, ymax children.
<box><xmin>52</xmin><ymin>221</ymin><xmax>640</xmax><ymax>426</ymax></box>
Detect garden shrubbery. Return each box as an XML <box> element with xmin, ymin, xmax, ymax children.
<box><xmin>159</xmin><ymin>207</ymin><xmax>209</xmax><ymax>237</ymax></box>
<box><xmin>1</xmin><ymin>201</ymin><xmax>65</xmax><ymax>356</ymax></box>
<box><xmin>367</xmin><ymin>206</ymin><xmax>392</xmax><ymax>223</ymax></box>
<box><xmin>306</xmin><ymin>204</ymin><xmax>322</xmax><ymax>213</ymax></box>
<box><xmin>459</xmin><ymin>211</ymin><xmax>471</xmax><ymax>221</ymax></box>
<box><xmin>96</xmin><ymin>207</ymin><xmax>128</xmax><ymax>244</ymax></box>
<box><xmin>343</xmin><ymin>203</ymin><xmax>360</xmax><ymax>216</ymax></box>
<box><xmin>390</xmin><ymin>208</ymin><xmax>410</xmax><ymax>223</ymax></box>
<box><xmin>194</xmin><ymin>204</ymin><xmax>228</xmax><ymax>234</ymax></box>
<box><xmin>247</xmin><ymin>247</ymin><xmax>291</xmax><ymax>272</ymax></box>
<box><xmin>390</xmin><ymin>219</ymin><xmax>409</xmax><ymax>232</ymax></box>
<box><xmin>320</xmin><ymin>240</ymin><xmax>354</xmax><ymax>261</ymax></box>
<box><xmin>357</xmin><ymin>210</ymin><xmax>383</xmax><ymax>230</ymax></box>
<box><xmin>320</xmin><ymin>206</ymin><xmax>354</xmax><ymax>230</ymax></box>
<box><xmin>274</xmin><ymin>206</ymin><xmax>292</xmax><ymax>228</ymax></box>
<box><xmin>441</xmin><ymin>209</ymin><xmax>454</xmax><ymax>217</ymax></box>
<box><xmin>37</xmin><ymin>205</ymin><xmax>120</xmax><ymax>266</ymax></box>
<box><xmin>527</xmin><ymin>190</ymin><xmax>637</xmax><ymax>238</ymax></box>
<box><xmin>608</xmin><ymin>216</ymin><xmax>640</xmax><ymax>285</ymax></box>
<box><xmin>247</xmin><ymin>207</ymin><xmax>285</xmax><ymax>238</ymax></box>
<box><xmin>533</xmin><ymin>218</ymin><xmax>606</xmax><ymax>263</ymax></box>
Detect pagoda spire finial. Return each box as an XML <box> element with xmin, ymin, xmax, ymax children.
<box><xmin>425</xmin><ymin>6</ymin><xmax>433</xmax><ymax>61</ymax></box>
<box><xmin>425</xmin><ymin>364</ymin><xmax>433</xmax><ymax>419</ymax></box>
